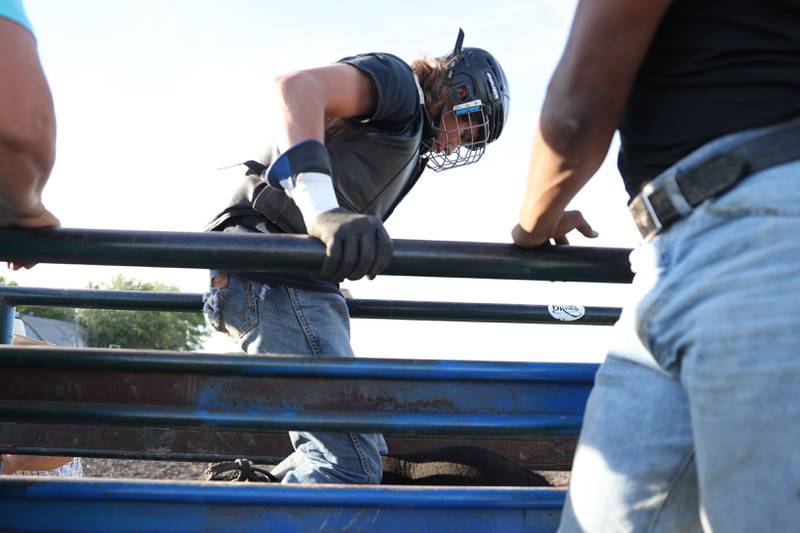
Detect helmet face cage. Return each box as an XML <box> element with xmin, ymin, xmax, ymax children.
<box><xmin>423</xmin><ymin>99</ymin><xmax>489</xmax><ymax>172</ymax></box>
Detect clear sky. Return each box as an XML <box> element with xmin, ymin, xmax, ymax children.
<box><xmin>12</xmin><ymin>0</ymin><xmax>640</xmax><ymax>362</ymax></box>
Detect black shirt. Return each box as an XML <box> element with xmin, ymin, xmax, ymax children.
<box><xmin>339</xmin><ymin>53</ymin><xmax>420</xmax><ymax>131</ymax></box>
<box><xmin>618</xmin><ymin>0</ymin><xmax>800</xmax><ymax>198</ymax></box>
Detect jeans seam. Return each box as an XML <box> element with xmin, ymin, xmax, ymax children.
<box><xmin>705</xmin><ymin>203</ymin><xmax>800</xmax><ymax>218</ymax></box>
<box><xmin>637</xmin><ymin>303</ymin><xmax>660</xmax><ymax>368</ymax></box>
<box><xmin>286</xmin><ymin>286</ymin><xmax>374</xmax><ymax>483</ymax></box>
<box><xmin>647</xmin><ymin>448</ymin><xmax>695</xmax><ymax>532</ymax></box>
<box><xmin>285</xmin><ymin>287</ymin><xmax>322</xmax><ymax>355</ymax></box>
<box><xmin>348</xmin><ymin>432</ymin><xmax>374</xmax><ymax>483</ymax></box>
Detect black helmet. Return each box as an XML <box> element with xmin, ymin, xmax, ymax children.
<box><xmin>424</xmin><ymin>29</ymin><xmax>510</xmax><ymax>172</ymax></box>
<box><xmin>445</xmin><ymin>30</ymin><xmax>510</xmax><ymax>145</ymax></box>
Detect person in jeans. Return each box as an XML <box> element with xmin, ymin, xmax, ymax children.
<box><xmin>203</xmin><ymin>30</ymin><xmax>510</xmax><ymax>484</ymax></box>
<box><xmin>512</xmin><ymin>1</ymin><xmax>800</xmax><ymax>531</ymax></box>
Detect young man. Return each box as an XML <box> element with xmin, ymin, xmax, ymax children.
<box><xmin>204</xmin><ymin>30</ymin><xmax>510</xmax><ymax>484</ymax></box>
<box><xmin>513</xmin><ymin>1</ymin><xmax>800</xmax><ymax>530</ymax></box>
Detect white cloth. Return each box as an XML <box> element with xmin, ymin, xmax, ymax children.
<box><xmin>287</xmin><ymin>171</ymin><xmax>339</xmax><ymax>228</ymax></box>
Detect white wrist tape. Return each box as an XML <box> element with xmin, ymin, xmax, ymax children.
<box><xmin>287</xmin><ymin>171</ymin><xmax>340</xmax><ymax>228</ymax></box>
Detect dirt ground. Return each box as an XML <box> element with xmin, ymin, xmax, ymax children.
<box><xmin>81</xmin><ymin>458</ymin><xmax>210</xmax><ymax>481</ymax></box>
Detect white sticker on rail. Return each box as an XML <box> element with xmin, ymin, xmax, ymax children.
<box><xmin>547</xmin><ymin>304</ymin><xmax>586</xmax><ymax>322</ymax></box>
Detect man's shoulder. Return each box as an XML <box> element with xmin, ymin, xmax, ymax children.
<box><xmin>337</xmin><ymin>52</ymin><xmax>420</xmax><ymax>129</ymax></box>
<box><xmin>337</xmin><ymin>52</ymin><xmax>414</xmax><ymax>81</ymax></box>
<box><xmin>338</xmin><ymin>52</ymin><xmax>408</xmax><ymax>67</ymax></box>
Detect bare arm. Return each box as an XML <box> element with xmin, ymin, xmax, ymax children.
<box><xmin>0</xmin><ymin>17</ymin><xmax>58</xmax><ymax>229</ymax></box>
<box><xmin>270</xmin><ymin>62</ymin><xmax>390</xmax><ymax>282</ymax></box>
<box><xmin>271</xmin><ymin>63</ymin><xmax>377</xmax><ymax>150</ymax></box>
<box><xmin>512</xmin><ymin>0</ymin><xmax>672</xmax><ymax>247</ymax></box>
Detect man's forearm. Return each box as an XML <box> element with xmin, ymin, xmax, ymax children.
<box><xmin>0</xmin><ymin>142</ymin><xmax>52</xmax><ymax>223</ymax></box>
<box><xmin>514</xmin><ymin>86</ymin><xmax>615</xmax><ymax>246</ymax></box>
<box><xmin>516</xmin><ymin>122</ymin><xmax>606</xmax><ymax>243</ymax></box>
<box><xmin>513</xmin><ymin>0</ymin><xmax>673</xmax><ymax>247</ymax></box>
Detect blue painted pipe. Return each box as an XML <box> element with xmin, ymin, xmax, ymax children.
<box><xmin>0</xmin><ymin>478</ymin><xmax>565</xmax><ymax>533</ymax></box>
<box><xmin>0</xmin><ymin>346</ymin><xmax>600</xmax><ymax>383</ymax></box>
<box><xmin>0</xmin><ymin>402</ymin><xmax>585</xmax><ymax>436</ymax></box>
<box><xmin>0</xmin><ymin>347</ymin><xmax>595</xmax><ymax>435</ymax></box>
<box><xmin>0</xmin><ymin>303</ymin><xmax>13</xmax><ymax>345</ymax></box>
<box><xmin>0</xmin><ymin>477</ymin><xmax>565</xmax><ymax>508</ymax></box>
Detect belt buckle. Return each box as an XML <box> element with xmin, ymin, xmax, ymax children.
<box><xmin>629</xmin><ymin>191</ymin><xmax>663</xmax><ymax>241</ymax></box>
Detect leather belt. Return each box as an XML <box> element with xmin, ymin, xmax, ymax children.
<box><xmin>629</xmin><ymin>115</ymin><xmax>800</xmax><ymax>241</ymax></box>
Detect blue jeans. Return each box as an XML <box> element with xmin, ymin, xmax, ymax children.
<box><xmin>560</xmin><ymin>157</ymin><xmax>800</xmax><ymax>531</ymax></box>
<box><xmin>203</xmin><ymin>274</ymin><xmax>387</xmax><ymax>484</ymax></box>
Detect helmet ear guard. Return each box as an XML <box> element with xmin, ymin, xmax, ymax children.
<box><xmin>423</xmin><ymin>29</ymin><xmax>509</xmax><ymax>172</ymax></box>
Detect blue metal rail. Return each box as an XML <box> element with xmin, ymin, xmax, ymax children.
<box><xmin>0</xmin><ymin>478</ymin><xmax>564</xmax><ymax>532</ymax></box>
<box><xmin>0</xmin><ymin>346</ymin><xmax>597</xmax><ymax>436</ymax></box>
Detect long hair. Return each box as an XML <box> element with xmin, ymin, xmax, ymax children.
<box><xmin>410</xmin><ymin>56</ymin><xmax>452</xmax><ymax>126</ymax></box>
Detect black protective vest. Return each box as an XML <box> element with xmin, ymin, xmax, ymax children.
<box><xmin>206</xmin><ymin>112</ymin><xmax>427</xmax><ymax>234</ymax></box>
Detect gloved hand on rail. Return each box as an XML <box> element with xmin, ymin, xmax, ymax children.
<box><xmin>263</xmin><ymin>142</ymin><xmax>393</xmax><ymax>281</ymax></box>
<box><xmin>308</xmin><ymin>207</ymin><xmax>393</xmax><ymax>282</ymax></box>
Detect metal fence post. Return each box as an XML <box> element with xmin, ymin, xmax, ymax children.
<box><xmin>0</xmin><ymin>303</ymin><xmax>15</xmax><ymax>345</ymax></box>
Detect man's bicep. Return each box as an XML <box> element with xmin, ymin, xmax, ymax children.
<box><xmin>0</xmin><ymin>17</ymin><xmax>55</xmax><ymax>156</ymax></box>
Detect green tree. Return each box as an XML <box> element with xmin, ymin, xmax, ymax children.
<box><xmin>17</xmin><ymin>306</ymin><xmax>78</xmax><ymax>322</ymax></box>
<box><xmin>17</xmin><ymin>275</ymin><xmax>208</xmax><ymax>351</ymax></box>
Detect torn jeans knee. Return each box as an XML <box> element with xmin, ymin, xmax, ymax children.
<box><xmin>202</xmin><ymin>287</ymin><xmax>224</xmax><ymax>333</ymax></box>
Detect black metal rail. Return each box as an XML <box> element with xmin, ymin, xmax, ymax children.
<box><xmin>0</xmin><ymin>227</ymin><xmax>633</xmax><ymax>283</ymax></box>
<box><xmin>0</xmin><ymin>286</ymin><xmax>622</xmax><ymax>325</ymax></box>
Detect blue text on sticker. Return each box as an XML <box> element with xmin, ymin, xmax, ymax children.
<box><xmin>454</xmin><ymin>99</ymin><xmax>482</xmax><ymax>115</ymax></box>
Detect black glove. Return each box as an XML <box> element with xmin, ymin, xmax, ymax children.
<box><xmin>307</xmin><ymin>207</ymin><xmax>393</xmax><ymax>282</ymax></box>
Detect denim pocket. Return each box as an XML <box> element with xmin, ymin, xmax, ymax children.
<box><xmin>202</xmin><ymin>278</ymin><xmax>258</xmax><ymax>339</ymax></box>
